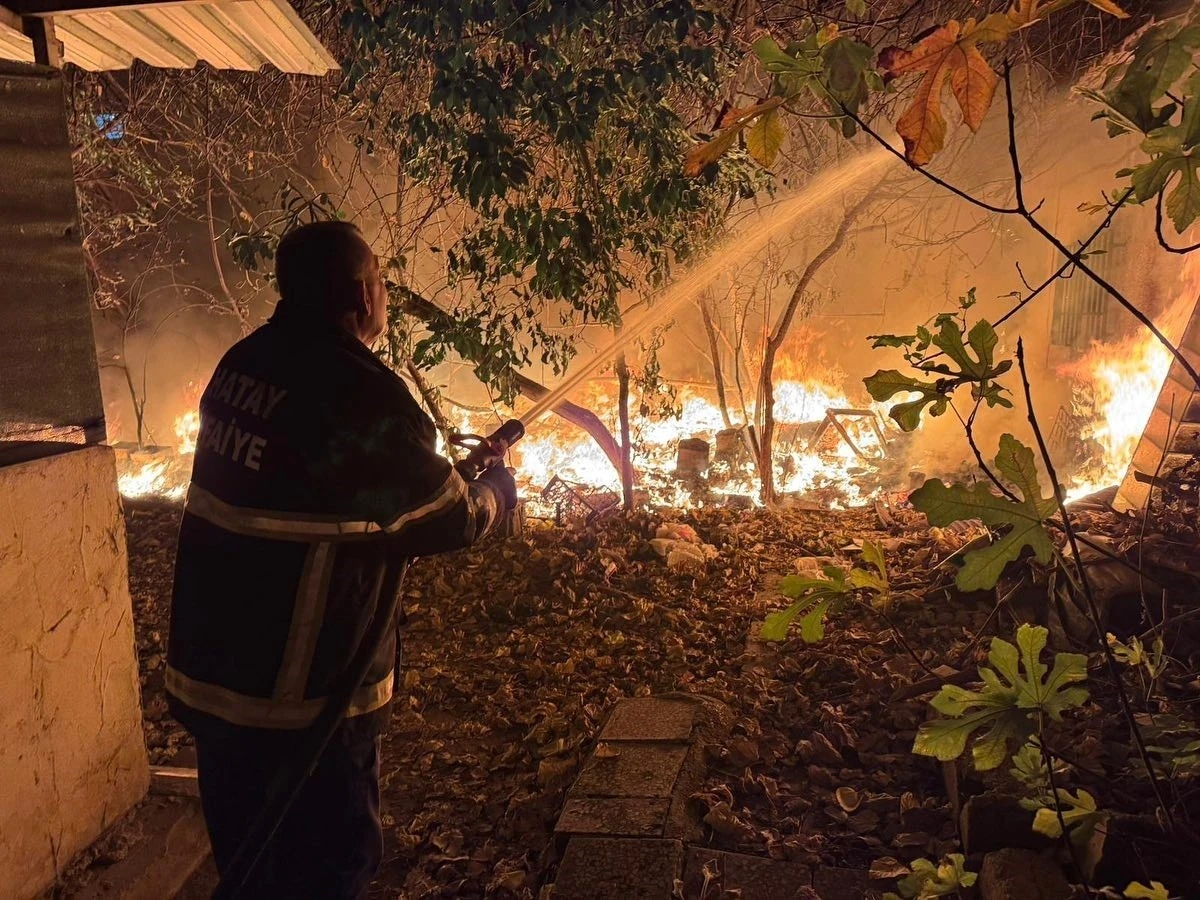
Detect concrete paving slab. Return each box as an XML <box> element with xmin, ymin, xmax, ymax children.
<box><xmin>599</xmin><ymin>698</ymin><xmax>696</xmax><ymax>742</ymax></box>
<box><xmin>571</xmin><ymin>744</ymin><xmax>688</xmax><ymax>799</ymax></box>
<box><xmin>553</xmin><ymin>837</ymin><xmax>683</xmax><ymax>900</ymax></box>
<box><xmin>555</xmin><ymin>797</ymin><xmax>671</xmax><ymax>838</ymax></box>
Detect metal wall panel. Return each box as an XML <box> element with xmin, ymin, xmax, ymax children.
<box><xmin>0</xmin><ymin>59</ymin><xmax>106</xmax><ymax>460</ymax></box>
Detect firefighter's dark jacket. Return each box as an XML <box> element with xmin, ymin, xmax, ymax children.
<box><xmin>166</xmin><ymin>302</ymin><xmax>501</xmax><ymax>737</ymax></box>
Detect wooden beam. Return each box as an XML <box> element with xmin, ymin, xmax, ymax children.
<box><xmin>54</xmin><ymin>14</ymin><xmax>134</xmax><ymax>68</ymax></box>
<box><xmin>21</xmin><ymin>13</ymin><xmax>61</xmax><ymax>65</ymax></box>
<box><xmin>0</xmin><ymin>3</ymin><xmax>22</xmax><ymax>31</ymax></box>
<box><xmin>7</xmin><ymin>0</ymin><xmax>194</xmax><ymax>16</ymax></box>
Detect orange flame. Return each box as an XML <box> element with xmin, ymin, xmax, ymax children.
<box><xmin>1062</xmin><ymin>331</ymin><xmax>1173</xmax><ymax>500</ymax></box>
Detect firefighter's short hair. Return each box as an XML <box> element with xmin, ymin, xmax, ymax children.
<box><xmin>275</xmin><ymin>220</ymin><xmax>373</xmax><ymax>312</ymax></box>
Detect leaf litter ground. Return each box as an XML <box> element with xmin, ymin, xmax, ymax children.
<box><xmin>121</xmin><ymin>497</ymin><xmax>1195</xmax><ymax>897</ymax></box>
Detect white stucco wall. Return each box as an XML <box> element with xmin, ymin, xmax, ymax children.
<box><xmin>0</xmin><ymin>445</ymin><xmax>148</xmax><ymax>899</ymax></box>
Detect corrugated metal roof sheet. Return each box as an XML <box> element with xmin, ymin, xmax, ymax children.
<box><xmin>0</xmin><ymin>59</ymin><xmax>106</xmax><ymax>446</ymax></box>
<box><xmin>0</xmin><ymin>0</ymin><xmax>337</xmax><ymax>75</ymax></box>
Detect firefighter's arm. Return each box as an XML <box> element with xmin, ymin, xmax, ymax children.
<box><xmin>378</xmin><ymin>461</ymin><xmax>508</xmax><ymax>557</ymax></box>
<box><xmin>353</xmin><ymin>403</ymin><xmax>511</xmax><ymax>556</ymax></box>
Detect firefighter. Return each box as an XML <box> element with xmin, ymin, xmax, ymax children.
<box><xmin>165</xmin><ymin>220</ymin><xmax>516</xmax><ymax>898</ymax></box>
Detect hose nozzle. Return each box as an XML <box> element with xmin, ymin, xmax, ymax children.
<box><xmin>451</xmin><ymin>418</ymin><xmax>525</xmax><ymax>479</ymax></box>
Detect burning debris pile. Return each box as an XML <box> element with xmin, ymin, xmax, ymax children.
<box><xmin>495</xmin><ymin>378</ymin><xmax>898</xmax><ymax>513</ymax></box>
<box><xmin>115</xmin><ymin>326</ymin><xmax>1172</xmax><ymax>513</ymax></box>
<box><xmin>116</xmin><ymin>373</ymin><xmax>905</xmax><ymax>509</ymax></box>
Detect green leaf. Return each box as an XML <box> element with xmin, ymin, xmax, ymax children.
<box><xmin>765</xmin><ymin>564</ymin><xmax>855</xmax><ymax>643</ymax></box>
<box><xmin>1009</xmin><ymin>625</ymin><xmax>1089</xmax><ymax>717</ymax></box>
<box><xmin>913</xmin><ymin>624</ymin><xmax>1088</xmax><ymax>770</ymax></box>
<box><xmin>863</xmin><ymin>369</ymin><xmax>947</xmax><ymax>432</ymax></box>
<box><xmin>1129</xmin><ymin>151</ymin><xmax>1184</xmax><ymax>202</ymax></box>
<box><xmin>1165</xmin><ymin>155</ymin><xmax>1200</xmax><ymax>231</ymax></box>
<box><xmin>761</xmin><ymin>590</ymin><xmax>840</xmax><ymax>642</ymax></box>
<box><xmin>1009</xmin><ymin>740</ymin><xmax>1057</xmax><ymax>798</ymax></box>
<box><xmin>798</xmin><ymin>596</ymin><xmax>837</xmax><ymax>642</ymax></box>
<box><xmin>822</xmin><ymin>36</ymin><xmax>873</xmax><ymax>93</ymax></box>
<box><xmin>915</xmin><ymin>690</ymin><xmax>1029</xmax><ymax>769</ymax></box>
<box><xmin>910</xmin><ymin>434</ymin><xmax>1057</xmax><ymax>591</ymax></box>
<box><xmin>761</xmin><ymin>602</ymin><xmax>804</xmax><ymax>641</ymax></box>
<box><xmin>778</xmin><ymin>574</ymin><xmax>842</xmax><ymax>598</ymax></box>
<box><xmin>1031</xmin><ymin>788</ymin><xmax>1103</xmax><ymax>845</ymax></box>
<box><xmin>847</xmin><ymin>539</ymin><xmax>890</xmax><ymax>603</ymax></box>
<box><xmin>860</xmin><ymin>539</ymin><xmax>887</xmax><ymax>581</ymax></box>
<box><xmin>845</xmin><ymin>0</ymin><xmax>867</xmax><ymax>16</ymax></box>
<box><xmin>1135</xmin><ymin>25</ymin><xmax>1200</xmax><ymax>102</ymax></box>
<box><xmin>752</xmin><ymin>35</ymin><xmax>821</xmax><ymax>77</ymax></box>
<box><xmin>1125</xmin><ymin>881</ymin><xmax>1172</xmax><ymax>900</ymax></box>
<box><xmin>745</xmin><ymin>108</ymin><xmax>786</xmax><ymax>168</ymax></box>
<box><xmin>890</xmin><ymin>854</ymin><xmax>976</xmax><ymax>898</ymax></box>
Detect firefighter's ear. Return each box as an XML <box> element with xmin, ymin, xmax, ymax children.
<box><xmin>353</xmin><ymin>279</ymin><xmax>372</xmax><ymax>317</ymax></box>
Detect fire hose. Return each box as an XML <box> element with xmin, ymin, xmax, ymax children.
<box><xmin>213</xmin><ymin>419</ymin><xmax>524</xmax><ymax>899</ymax></box>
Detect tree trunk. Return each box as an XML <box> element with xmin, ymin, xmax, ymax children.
<box><xmin>699</xmin><ymin>292</ymin><xmax>734</xmax><ymax>430</ymax></box>
<box><xmin>405</xmin><ymin>359</ymin><xmax>456</xmax><ymax>448</ymax></box>
<box><xmin>394</xmin><ymin>285</ymin><xmax>624</xmax><ymax>476</ymax></box>
<box><xmin>757</xmin><ymin>194</ymin><xmax>871</xmax><ymax>505</ymax></box>
<box><xmin>615</xmin><ymin>352</ymin><xmax>635</xmax><ymax>508</ymax></box>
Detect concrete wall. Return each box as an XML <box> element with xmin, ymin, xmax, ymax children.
<box><xmin>0</xmin><ymin>445</ymin><xmax>148</xmax><ymax>899</ymax></box>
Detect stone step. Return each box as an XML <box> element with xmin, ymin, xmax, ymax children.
<box><xmin>552</xmin><ymin>837</ymin><xmax>683</xmax><ymax>900</ymax></box>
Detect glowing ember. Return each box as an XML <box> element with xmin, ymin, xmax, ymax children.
<box><xmin>118</xmin><ymin>460</ymin><xmax>186</xmax><ymax>500</ymax></box>
<box><xmin>117</xmin><ymin>403</ymin><xmax>200</xmax><ymax>500</ymax></box>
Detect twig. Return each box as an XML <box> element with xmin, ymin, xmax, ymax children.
<box><xmin>834</xmin><ymin>101</ymin><xmax>1019</xmax><ymax>216</ymax></box>
<box><xmin>1140</xmin><ymin>607</ymin><xmax>1200</xmax><ymax>642</ymax></box>
<box><xmin>1070</xmin><ymin>534</ymin><xmax>1156</xmax><ymax>584</ymax></box>
<box><xmin>997</xmin><ymin>68</ymin><xmax>1200</xmax><ymax>390</ymax></box>
<box><xmin>951</xmin><ymin>399</ymin><xmax>1019</xmax><ymax>503</ymax></box>
<box><xmin>1155</xmin><ymin>192</ymin><xmax>1200</xmax><ymax>255</ymax></box>
<box><xmin>840</xmin><ymin>74</ymin><xmax>1198</xmax><ymax>389</ymax></box>
<box><xmin>1037</xmin><ymin>730</ymin><xmax>1087</xmax><ymax>881</ymax></box>
<box><xmin>1016</xmin><ymin>338</ymin><xmax>1175</xmax><ymax>834</ymax></box>
<box><xmin>994</xmin><ymin>187</ymin><xmax>1133</xmax><ymax>329</ymax></box>
<box><xmin>1040</xmin><ymin>740</ymin><xmax>1107</xmax><ymax>780</ymax></box>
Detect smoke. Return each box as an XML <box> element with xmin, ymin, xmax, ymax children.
<box><xmin>645</xmin><ymin>73</ymin><xmax>1197</xmax><ymax>489</ymax></box>
<box><xmin>101</xmin><ymin>68</ymin><xmax>1198</xmax><ymax>504</ymax></box>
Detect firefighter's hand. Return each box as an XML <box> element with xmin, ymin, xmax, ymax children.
<box><xmin>478</xmin><ymin>464</ymin><xmax>518</xmax><ymax>512</ymax></box>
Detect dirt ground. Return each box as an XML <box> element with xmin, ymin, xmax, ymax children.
<box><xmin>122</xmin><ymin>496</ymin><xmax>1194</xmax><ymax>897</ymax></box>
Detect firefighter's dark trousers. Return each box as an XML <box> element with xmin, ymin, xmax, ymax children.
<box><xmin>195</xmin><ymin>724</ymin><xmax>383</xmax><ymax>899</ymax></box>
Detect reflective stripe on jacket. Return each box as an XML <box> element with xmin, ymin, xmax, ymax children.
<box><xmin>166</xmin><ymin>303</ymin><xmax>500</xmax><ymax>735</ymax></box>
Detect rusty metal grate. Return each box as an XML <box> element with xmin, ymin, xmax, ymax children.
<box><xmin>541</xmin><ymin>475</ymin><xmax>620</xmax><ymax>525</ymax></box>
<box><xmin>1051</xmin><ymin>228</ymin><xmax>1121</xmax><ymax>349</ymax></box>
